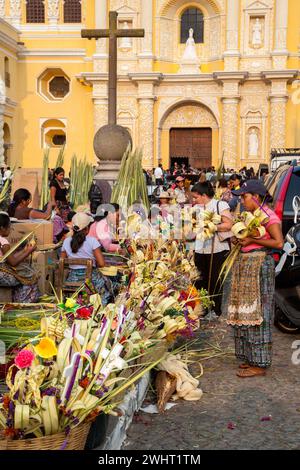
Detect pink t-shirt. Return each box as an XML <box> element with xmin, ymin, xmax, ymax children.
<box><xmin>89</xmin><ymin>219</ymin><xmax>119</xmax><ymax>253</ymax></box>
<box><xmin>242</xmin><ymin>206</ymin><xmax>281</xmax><ymax>253</ymax></box>
<box><xmin>0</xmin><ymin>236</ymin><xmax>9</xmax><ymax>257</ymax></box>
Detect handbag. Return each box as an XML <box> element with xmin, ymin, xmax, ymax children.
<box><xmin>216</xmin><ymin>201</ymin><xmax>233</xmax><ymax>243</ymax></box>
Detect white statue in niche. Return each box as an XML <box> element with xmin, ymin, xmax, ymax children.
<box><xmin>120</xmin><ymin>22</ymin><xmax>132</xmax><ymax>51</ymax></box>
<box><xmin>252</xmin><ymin>18</ymin><xmax>263</xmax><ymax>48</ymax></box>
<box><xmin>248</xmin><ymin>128</ymin><xmax>259</xmax><ymax>156</ymax></box>
<box><xmin>182</xmin><ymin>28</ymin><xmax>198</xmax><ymax>60</ymax></box>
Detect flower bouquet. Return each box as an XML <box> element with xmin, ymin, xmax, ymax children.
<box><xmin>219</xmin><ymin>208</ymin><xmax>269</xmax><ymax>283</ymax></box>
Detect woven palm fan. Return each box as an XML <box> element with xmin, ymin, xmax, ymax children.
<box><xmin>155</xmin><ymin>370</ymin><xmax>176</xmax><ymax>413</ymax></box>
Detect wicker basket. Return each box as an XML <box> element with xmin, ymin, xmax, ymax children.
<box><xmin>0</xmin><ymin>421</ymin><xmax>91</xmax><ymax>451</ymax></box>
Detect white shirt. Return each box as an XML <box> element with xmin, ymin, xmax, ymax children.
<box><xmin>194</xmin><ymin>199</ymin><xmax>231</xmax><ymax>254</ymax></box>
<box><xmin>154</xmin><ymin>167</ymin><xmax>163</xmax><ymax>179</ymax></box>
<box><xmin>3</xmin><ymin>170</ymin><xmax>12</xmax><ymax>181</ymax></box>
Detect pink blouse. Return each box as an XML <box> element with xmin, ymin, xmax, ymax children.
<box><xmin>89</xmin><ymin>219</ymin><xmax>119</xmax><ymax>253</ymax></box>
<box><xmin>242</xmin><ymin>206</ymin><xmax>281</xmax><ymax>253</ymax></box>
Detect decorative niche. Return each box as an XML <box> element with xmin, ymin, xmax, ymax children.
<box><xmin>242</xmin><ymin>1</ymin><xmax>273</xmax><ymax>57</ymax></box>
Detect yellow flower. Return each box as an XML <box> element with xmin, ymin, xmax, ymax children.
<box><xmin>65</xmin><ymin>298</ymin><xmax>77</xmax><ymax>309</ymax></box>
<box><xmin>34</xmin><ymin>337</ymin><xmax>58</xmax><ymax>359</ymax></box>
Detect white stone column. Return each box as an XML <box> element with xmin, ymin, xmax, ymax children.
<box><xmin>10</xmin><ymin>0</ymin><xmax>21</xmax><ymax>28</ymax></box>
<box><xmin>138</xmin><ymin>0</ymin><xmax>154</xmax><ymax>71</ymax></box>
<box><xmin>0</xmin><ymin>105</ymin><xmax>5</xmax><ymax>167</ymax></box>
<box><xmin>47</xmin><ymin>0</ymin><xmax>59</xmax><ymax>29</ymax></box>
<box><xmin>222</xmin><ymin>97</ymin><xmax>240</xmax><ymax>169</ymax></box>
<box><xmin>223</xmin><ymin>0</ymin><xmax>240</xmax><ymax>71</ymax></box>
<box><xmin>272</xmin><ymin>0</ymin><xmax>288</xmax><ymax>69</ymax></box>
<box><xmin>94</xmin><ymin>0</ymin><xmax>108</xmax><ymax>72</ymax></box>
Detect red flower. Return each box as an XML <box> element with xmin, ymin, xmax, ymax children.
<box><xmin>76</xmin><ymin>306</ymin><xmax>93</xmax><ymax>319</ymax></box>
<box><xmin>3</xmin><ymin>428</ymin><xmax>19</xmax><ymax>439</ymax></box>
<box><xmin>79</xmin><ymin>377</ymin><xmax>90</xmax><ymax>389</ymax></box>
<box><xmin>14</xmin><ymin>350</ymin><xmax>35</xmax><ymax>369</ymax></box>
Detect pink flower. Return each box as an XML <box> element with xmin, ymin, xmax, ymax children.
<box><xmin>14</xmin><ymin>350</ymin><xmax>35</xmax><ymax>369</ymax></box>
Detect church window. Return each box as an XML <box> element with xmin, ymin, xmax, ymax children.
<box><xmin>64</xmin><ymin>0</ymin><xmax>82</xmax><ymax>23</ymax></box>
<box><xmin>180</xmin><ymin>8</ymin><xmax>204</xmax><ymax>43</ymax></box>
<box><xmin>26</xmin><ymin>0</ymin><xmax>45</xmax><ymax>23</ymax></box>
<box><xmin>49</xmin><ymin>76</ymin><xmax>70</xmax><ymax>99</ymax></box>
<box><xmin>52</xmin><ymin>134</ymin><xmax>66</xmax><ymax>146</ymax></box>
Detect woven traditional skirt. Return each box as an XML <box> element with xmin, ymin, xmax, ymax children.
<box><xmin>223</xmin><ymin>254</ymin><xmax>275</xmax><ymax>368</ymax></box>
<box><xmin>67</xmin><ymin>269</ymin><xmax>114</xmax><ymax>306</ymax></box>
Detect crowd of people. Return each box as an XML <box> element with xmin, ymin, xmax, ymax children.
<box><xmin>0</xmin><ymin>161</ymin><xmax>284</xmax><ymax>379</ymax></box>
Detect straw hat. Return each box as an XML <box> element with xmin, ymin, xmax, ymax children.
<box><xmin>159</xmin><ymin>191</ymin><xmax>172</xmax><ymax>199</ymax></box>
<box><xmin>72</xmin><ymin>212</ymin><xmax>94</xmax><ymax>232</ymax></box>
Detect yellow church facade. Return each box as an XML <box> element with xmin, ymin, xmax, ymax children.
<box><xmin>0</xmin><ymin>0</ymin><xmax>299</xmax><ymax>171</ymax></box>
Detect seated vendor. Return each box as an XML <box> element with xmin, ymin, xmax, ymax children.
<box><xmin>8</xmin><ymin>188</ymin><xmax>53</xmax><ymax>220</ymax></box>
<box><xmin>0</xmin><ymin>213</ymin><xmax>39</xmax><ymax>303</ymax></box>
<box><xmin>89</xmin><ymin>203</ymin><xmax>124</xmax><ymax>254</ymax></box>
<box><xmin>60</xmin><ymin>212</ymin><xmax>114</xmax><ymax>306</ymax></box>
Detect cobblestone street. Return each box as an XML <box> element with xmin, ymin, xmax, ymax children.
<box><xmin>124</xmin><ymin>322</ymin><xmax>300</xmax><ymax>450</ymax></box>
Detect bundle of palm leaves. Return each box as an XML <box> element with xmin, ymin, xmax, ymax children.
<box><xmin>111</xmin><ymin>147</ymin><xmax>149</xmax><ymax>211</ymax></box>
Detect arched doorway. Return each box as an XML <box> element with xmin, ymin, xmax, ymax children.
<box><xmin>159</xmin><ymin>101</ymin><xmax>219</xmax><ymax>169</ymax></box>
<box><xmin>3</xmin><ymin>123</ymin><xmax>12</xmax><ymax>165</ymax></box>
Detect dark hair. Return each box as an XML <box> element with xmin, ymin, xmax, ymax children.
<box><xmin>67</xmin><ymin>211</ymin><xmax>76</xmax><ymax>223</ymax></box>
<box><xmin>230</xmin><ymin>174</ymin><xmax>242</xmax><ymax>181</ymax></box>
<box><xmin>191</xmin><ymin>182</ymin><xmax>215</xmax><ymax>198</ymax></box>
<box><xmin>0</xmin><ymin>213</ymin><xmax>11</xmax><ymax>230</ymax></box>
<box><xmin>8</xmin><ymin>188</ymin><xmax>31</xmax><ymax>217</ymax></box>
<box><xmin>70</xmin><ymin>228</ymin><xmax>87</xmax><ymax>253</ymax></box>
<box><xmin>94</xmin><ymin>203</ymin><xmax>120</xmax><ymax>222</ymax></box>
<box><xmin>218</xmin><ymin>178</ymin><xmax>228</xmax><ymax>189</ymax></box>
<box><xmin>54</xmin><ymin>167</ymin><xmax>65</xmax><ymax>178</ymax></box>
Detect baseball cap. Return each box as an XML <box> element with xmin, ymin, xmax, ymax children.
<box><xmin>72</xmin><ymin>212</ymin><xmax>94</xmax><ymax>232</ymax></box>
<box><xmin>231</xmin><ymin>179</ymin><xmax>267</xmax><ymax>197</ymax></box>
<box><xmin>175</xmin><ymin>176</ymin><xmax>185</xmax><ymax>182</ymax></box>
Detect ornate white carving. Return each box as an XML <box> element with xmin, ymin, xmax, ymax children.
<box><xmin>270</xmin><ymin>97</ymin><xmax>287</xmax><ymax>148</ymax></box>
<box><xmin>0</xmin><ymin>0</ymin><xmax>5</xmax><ymax>18</ymax></box>
<box><xmin>47</xmin><ymin>0</ymin><xmax>59</xmax><ymax>19</ymax></box>
<box><xmin>210</xmin><ymin>16</ymin><xmax>222</xmax><ymax>58</ymax></box>
<box><xmin>94</xmin><ymin>101</ymin><xmax>108</xmax><ymax>133</ymax></box>
<box><xmin>110</xmin><ymin>0</ymin><xmax>140</xmax><ymax>11</ymax></box>
<box><xmin>222</xmin><ymin>98</ymin><xmax>239</xmax><ymax>168</ymax></box>
<box><xmin>10</xmin><ymin>0</ymin><xmax>21</xmax><ymax>23</ymax></box>
<box><xmin>139</xmin><ymin>98</ymin><xmax>154</xmax><ymax>167</ymax></box>
<box><xmin>162</xmin><ymin>104</ymin><xmax>218</xmax><ymax>130</ymax></box>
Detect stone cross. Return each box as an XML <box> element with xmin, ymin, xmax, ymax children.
<box><xmin>81</xmin><ymin>11</ymin><xmax>144</xmax><ymax>126</ymax></box>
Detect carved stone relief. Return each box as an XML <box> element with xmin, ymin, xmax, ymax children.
<box><xmin>9</xmin><ymin>0</ymin><xmax>21</xmax><ymax>19</ymax></box>
<box><xmin>222</xmin><ymin>98</ymin><xmax>239</xmax><ymax>168</ymax></box>
<box><xmin>110</xmin><ymin>0</ymin><xmax>140</xmax><ymax>12</ymax></box>
<box><xmin>47</xmin><ymin>0</ymin><xmax>59</xmax><ymax>19</ymax></box>
<box><xmin>270</xmin><ymin>98</ymin><xmax>287</xmax><ymax>148</ymax></box>
<box><xmin>0</xmin><ymin>0</ymin><xmax>5</xmax><ymax>18</ymax></box>
<box><xmin>94</xmin><ymin>101</ymin><xmax>108</xmax><ymax>132</ymax></box>
<box><xmin>162</xmin><ymin>104</ymin><xmax>218</xmax><ymax>130</ymax></box>
<box><xmin>139</xmin><ymin>99</ymin><xmax>154</xmax><ymax>166</ymax></box>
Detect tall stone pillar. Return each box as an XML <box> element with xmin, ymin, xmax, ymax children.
<box><xmin>223</xmin><ymin>0</ymin><xmax>240</xmax><ymax>71</ymax></box>
<box><xmin>221</xmin><ymin>97</ymin><xmax>240</xmax><ymax>169</ymax></box>
<box><xmin>138</xmin><ymin>97</ymin><xmax>155</xmax><ymax>169</ymax></box>
<box><xmin>270</xmin><ymin>96</ymin><xmax>287</xmax><ymax>148</ymax></box>
<box><xmin>0</xmin><ymin>105</ymin><xmax>5</xmax><ymax>167</ymax></box>
<box><xmin>138</xmin><ymin>0</ymin><xmax>154</xmax><ymax>71</ymax></box>
<box><xmin>94</xmin><ymin>0</ymin><xmax>108</xmax><ymax>72</ymax></box>
<box><xmin>272</xmin><ymin>0</ymin><xmax>289</xmax><ymax>69</ymax></box>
